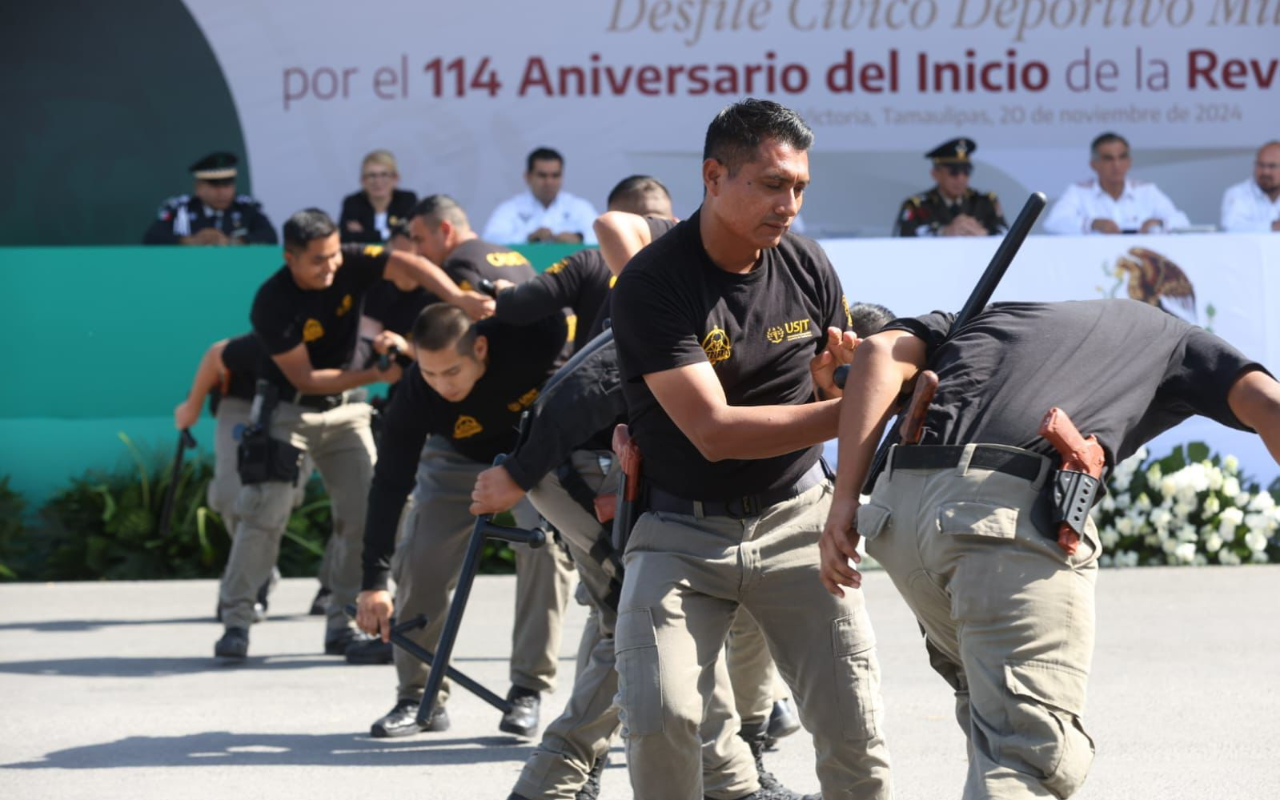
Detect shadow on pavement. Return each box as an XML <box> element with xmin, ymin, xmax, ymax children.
<box><xmin>0</xmin><ymin>614</ymin><xmax>316</xmax><ymax>633</ymax></box>
<box><xmin>1</xmin><ymin>731</ymin><xmax>535</xmax><ymax>769</ymax></box>
<box><xmin>0</xmin><ymin>655</ymin><xmax>349</xmax><ymax>678</ymax></box>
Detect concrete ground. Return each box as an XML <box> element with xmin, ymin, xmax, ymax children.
<box><xmin>0</xmin><ymin>567</ymin><xmax>1277</xmax><ymax>800</ymax></box>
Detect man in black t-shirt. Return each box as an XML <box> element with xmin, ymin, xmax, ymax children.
<box><xmin>353</xmin><ymin>304</ymin><xmax>572</xmax><ymax>739</ymax></box>
<box><xmin>175</xmin><ymin>334</ymin><xmax>338</xmax><ymax>620</ymax></box>
<box><xmin>823</xmin><ymin>299</ymin><xmax>1280</xmax><ymax>799</ymax></box>
<box><xmin>609</xmin><ymin>100</ymin><xmax>892</xmax><ymax>800</ymax></box>
<box><xmin>213</xmin><ymin>209</ymin><xmax>495</xmax><ymax>661</ymax></box>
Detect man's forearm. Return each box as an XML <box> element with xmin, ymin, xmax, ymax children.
<box><xmin>291</xmin><ymin>366</ymin><xmax>381</xmax><ymax>395</ymax></box>
<box><xmin>184</xmin><ymin>345</ymin><xmax>225</xmax><ymax>406</ymax></box>
<box><xmin>387</xmin><ymin>251</ymin><xmax>463</xmax><ymax>300</ymax></box>
<box><xmin>833</xmin><ymin>342</ymin><xmax>913</xmax><ymax>499</ymax></box>
<box><xmin>1228</xmin><ymin>368</ymin><xmax>1280</xmax><ymax>465</ymax></box>
<box><xmin>696</xmin><ymin>400</ymin><xmax>841</xmax><ymax>462</ymax></box>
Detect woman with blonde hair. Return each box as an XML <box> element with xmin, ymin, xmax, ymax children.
<box><xmin>339</xmin><ymin>149</ymin><xmax>418</xmax><ymax>243</ymax></box>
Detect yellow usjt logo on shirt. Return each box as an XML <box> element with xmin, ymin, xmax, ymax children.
<box><xmin>335</xmin><ymin>294</ymin><xmax>353</xmax><ymax>317</ymax></box>
<box><xmin>454</xmin><ymin>415</ymin><xmax>483</xmax><ymax>439</ymax></box>
<box><xmin>363</xmin><ymin>245</ymin><xmax>385</xmax><ymax>257</ymax></box>
<box><xmin>302</xmin><ymin>319</ymin><xmax>325</xmax><ymax>342</ymax></box>
<box><xmin>486</xmin><ymin>251</ymin><xmax>531</xmax><ymax>268</ymax></box>
<box><xmin>842</xmin><ymin>295</ymin><xmax>853</xmax><ymax>329</ymax></box>
<box><xmin>702</xmin><ymin>327</ymin><xmax>731</xmax><ymax>364</ymax></box>
<box><xmin>765</xmin><ymin>318</ymin><xmax>812</xmax><ymax>344</ymax></box>
<box><xmin>506</xmin><ymin>387</ymin><xmax>540</xmax><ymax>413</ymax></box>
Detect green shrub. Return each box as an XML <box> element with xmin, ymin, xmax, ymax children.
<box><xmin>0</xmin><ymin>476</ymin><xmax>25</xmax><ymax>580</ymax></box>
<box><xmin>4</xmin><ymin>432</ymin><xmax>527</xmax><ymax>581</ymax></box>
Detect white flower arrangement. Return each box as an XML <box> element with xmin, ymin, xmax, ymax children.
<box><xmin>1094</xmin><ymin>443</ymin><xmax>1280</xmax><ymax>568</ymax></box>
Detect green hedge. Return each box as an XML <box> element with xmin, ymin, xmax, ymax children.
<box><xmin>0</xmin><ymin>433</ymin><xmax>517</xmax><ymax>582</ymax></box>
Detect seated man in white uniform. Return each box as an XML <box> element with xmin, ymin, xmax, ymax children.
<box><xmin>1221</xmin><ymin>141</ymin><xmax>1280</xmax><ymax>233</ymax></box>
<box><xmin>1043</xmin><ymin>131</ymin><xmax>1191</xmax><ymax>235</ymax></box>
<box><xmin>483</xmin><ymin>147</ymin><xmax>599</xmax><ymax>245</ymax></box>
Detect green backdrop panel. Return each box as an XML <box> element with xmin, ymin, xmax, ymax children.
<box><xmin>0</xmin><ymin>243</ymin><xmax>585</xmax><ymax>505</ymax></box>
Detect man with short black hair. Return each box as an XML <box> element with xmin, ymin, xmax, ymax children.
<box><xmin>355</xmin><ymin>302</ymin><xmax>571</xmax><ymax>739</ymax></box>
<box><xmin>483</xmin><ymin>147</ymin><xmax>599</xmax><ymax>244</ymax></box>
<box><xmin>608</xmin><ymin>99</ymin><xmax>892</xmax><ymax>799</ymax></box>
<box><xmin>144</xmin><ymin>152</ymin><xmax>277</xmax><ymax>245</ymax></box>
<box><xmin>213</xmin><ymin>208</ymin><xmax>493</xmax><ymax>660</ymax></box>
<box><xmin>1044</xmin><ymin>132</ymin><xmax>1190</xmax><ymax>234</ymax></box>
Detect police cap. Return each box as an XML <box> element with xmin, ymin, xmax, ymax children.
<box><xmin>190</xmin><ymin>152</ymin><xmax>239</xmax><ymax>182</ymax></box>
<box><xmin>927</xmin><ymin>138</ymin><xmax>977</xmax><ymax>170</ymax></box>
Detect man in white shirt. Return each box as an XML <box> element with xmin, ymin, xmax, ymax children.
<box><xmin>483</xmin><ymin>148</ymin><xmax>599</xmax><ymax>245</ymax></box>
<box><xmin>1043</xmin><ymin>132</ymin><xmax>1191</xmax><ymax>235</ymax></box>
<box><xmin>1220</xmin><ymin>141</ymin><xmax>1280</xmax><ymax>233</ymax></box>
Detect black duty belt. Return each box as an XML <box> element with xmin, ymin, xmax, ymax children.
<box><xmin>647</xmin><ymin>463</ymin><xmax>827</xmax><ymax>519</ymax></box>
<box><xmin>890</xmin><ymin>445</ymin><xmax>1043</xmax><ymax>482</ymax></box>
<box><xmin>292</xmin><ymin>391</ymin><xmax>351</xmax><ymax>411</ymax></box>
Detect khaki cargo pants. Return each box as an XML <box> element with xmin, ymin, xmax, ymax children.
<box><xmin>513</xmin><ymin>450</ymin><xmax>775</xmax><ymax>800</ymax></box>
<box><xmin>616</xmin><ymin>481</ymin><xmax>893</xmax><ymax>800</ymax></box>
<box><xmin>219</xmin><ymin>400</ymin><xmax>373</xmax><ymax>634</ymax></box>
<box><xmin>210</xmin><ymin>398</ymin><xmax>330</xmax><ymax>595</ymax></box>
<box><xmin>861</xmin><ymin>444</ymin><xmax>1099</xmax><ymax>800</ymax></box>
<box><xmin>391</xmin><ymin>436</ymin><xmax>575</xmax><ymax>704</ymax></box>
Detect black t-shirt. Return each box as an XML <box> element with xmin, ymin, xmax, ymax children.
<box><xmin>612</xmin><ymin>209</ymin><xmax>849</xmax><ymax>500</ymax></box>
<box><xmin>363</xmin><ymin>282</ymin><xmax>433</xmax><ymax>337</ymax></box>
<box><xmin>884</xmin><ymin>299</ymin><xmax>1267</xmax><ymax>466</ymax></box>
<box><xmin>496</xmin><ymin>249</ymin><xmax>610</xmax><ymax>353</ymax></box>
<box><xmin>361</xmin><ymin>314</ymin><xmax>567</xmax><ymax>590</ymax></box>
<box><xmin>219</xmin><ymin>333</ymin><xmax>262</xmax><ymax>401</ymax></box>
<box><xmin>586</xmin><ymin>216</ymin><xmax>678</xmax><ymax>341</ymax></box>
<box><xmin>250</xmin><ymin>243</ymin><xmax>389</xmax><ymax>395</ymax></box>
<box><xmin>445</xmin><ymin>238</ymin><xmax>538</xmax><ymax>293</ymax></box>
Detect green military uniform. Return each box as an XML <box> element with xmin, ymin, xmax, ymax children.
<box><xmin>894</xmin><ymin>187</ymin><xmax>1006</xmax><ymax>237</ymax></box>
<box><xmin>894</xmin><ymin>137</ymin><xmax>1006</xmax><ymax>237</ymax></box>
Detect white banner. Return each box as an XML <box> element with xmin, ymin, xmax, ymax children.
<box><xmin>822</xmin><ymin>232</ymin><xmax>1280</xmax><ymax>481</ymax></box>
<box><xmin>184</xmin><ymin>0</ymin><xmax>1278</xmax><ymax>238</ymax></box>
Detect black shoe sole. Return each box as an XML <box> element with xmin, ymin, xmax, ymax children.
<box><xmin>370</xmin><ymin>722</ymin><xmax>425</xmax><ymax>738</ymax></box>
<box><xmin>498</xmin><ymin>719</ymin><xmax>537</xmax><ymax>737</ymax></box>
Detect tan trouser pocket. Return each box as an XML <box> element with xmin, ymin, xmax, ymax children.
<box><xmin>832</xmin><ymin>613</ymin><xmax>882</xmax><ymax>740</ymax></box>
<box><xmin>856</xmin><ymin>503</ymin><xmax>892</xmax><ymax>543</ymax></box>
<box><xmin>615</xmin><ymin>608</ymin><xmax>663</xmax><ymax>736</ymax></box>
<box><xmin>938</xmin><ymin>501</ymin><xmax>1019</xmax><ymax>539</ymax></box>
<box><xmin>1003</xmin><ymin>659</ymin><xmax>1096</xmax><ymax>799</ymax></box>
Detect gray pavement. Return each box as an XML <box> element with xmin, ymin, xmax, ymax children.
<box><xmin>0</xmin><ymin>567</ymin><xmax>1277</xmax><ymax>800</ymax></box>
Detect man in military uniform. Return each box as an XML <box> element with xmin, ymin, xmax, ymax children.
<box><xmin>144</xmin><ymin>152</ymin><xmax>278</xmax><ymax>245</ymax></box>
<box><xmin>609</xmin><ymin>99</ymin><xmax>893</xmax><ymax>800</ymax></box>
<box><xmin>822</xmin><ymin>299</ymin><xmax>1280</xmax><ymax>798</ymax></box>
<box><xmin>894</xmin><ymin>138</ymin><xmax>1006</xmax><ymax>237</ymax></box>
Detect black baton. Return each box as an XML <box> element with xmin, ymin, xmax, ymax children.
<box><xmin>418</xmin><ymin>454</ymin><xmax>546</xmax><ymax>727</ymax></box>
<box><xmin>158</xmin><ymin>428</ymin><xmax>197</xmax><ymax>538</ymax></box>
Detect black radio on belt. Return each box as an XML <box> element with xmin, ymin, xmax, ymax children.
<box><xmin>237</xmin><ymin>380</ymin><xmax>304</xmax><ymax>485</ymax></box>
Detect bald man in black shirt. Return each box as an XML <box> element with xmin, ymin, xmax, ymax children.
<box><xmin>823</xmin><ymin>299</ymin><xmax>1280</xmax><ymax>799</ymax></box>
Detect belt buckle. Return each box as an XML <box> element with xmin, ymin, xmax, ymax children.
<box><xmin>727</xmin><ymin>495</ymin><xmax>759</xmax><ymax>518</ymax></box>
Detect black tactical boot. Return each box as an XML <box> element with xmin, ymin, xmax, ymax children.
<box><xmin>575</xmin><ymin>754</ymin><xmax>607</xmax><ymax>800</ymax></box>
<box><xmin>721</xmin><ymin>729</ymin><xmax>820</xmax><ymax>800</ymax></box>
<box><xmin>370</xmin><ymin>698</ymin><xmax>449</xmax><ymax>738</ymax></box>
<box><xmin>499</xmin><ymin>686</ymin><xmax>541</xmax><ymax>737</ymax></box>
<box><xmin>214</xmin><ymin>627</ymin><xmax>249</xmax><ymax>659</ymax></box>
<box><xmin>765</xmin><ymin>698</ymin><xmax>801</xmax><ymax>748</ymax></box>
